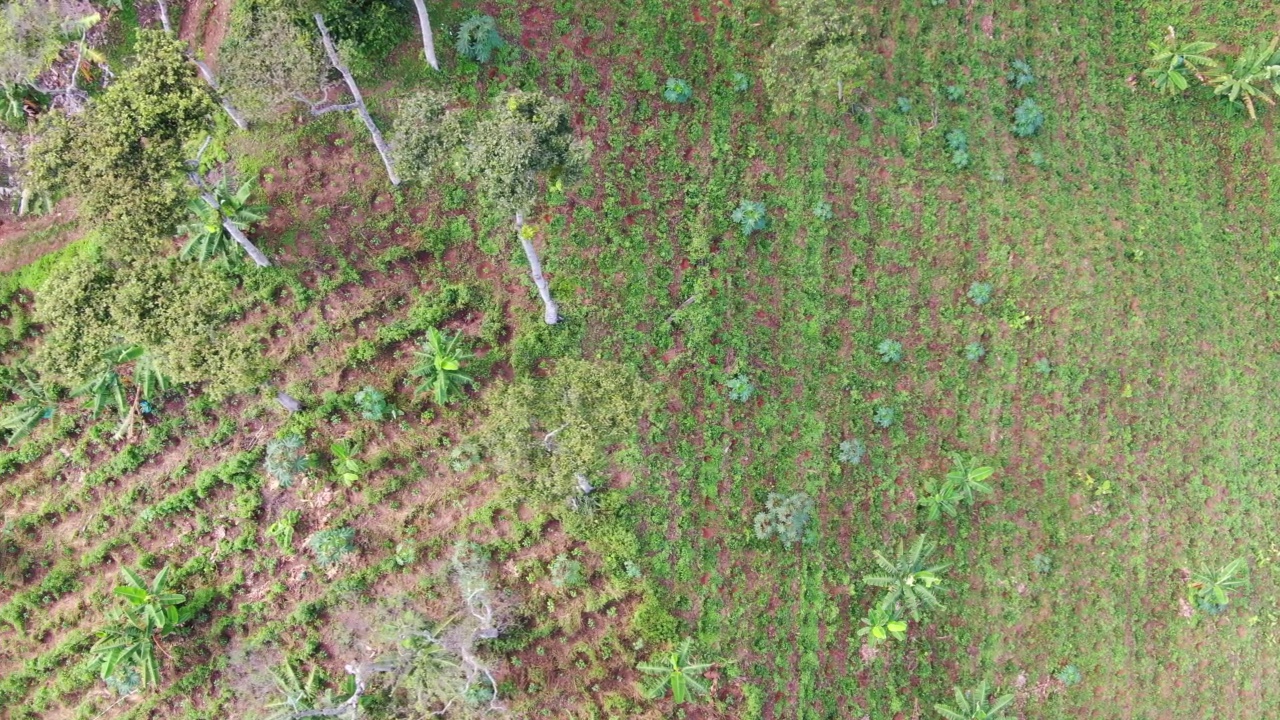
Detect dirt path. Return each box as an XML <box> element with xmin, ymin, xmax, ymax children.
<box><xmin>177</xmin><ymin>0</ymin><xmax>233</xmax><ymax>70</ymax></box>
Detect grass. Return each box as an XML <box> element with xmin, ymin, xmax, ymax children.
<box><xmin>2</xmin><ymin>0</ymin><xmax>1280</xmax><ymax>718</ymax></box>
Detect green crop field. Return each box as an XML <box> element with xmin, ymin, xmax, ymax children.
<box><xmin>0</xmin><ymin>0</ymin><xmax>1278</xmax><ymax>719</ymax></box>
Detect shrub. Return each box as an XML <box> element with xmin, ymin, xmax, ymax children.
<box><xmin>549</xmin><ymin>555</ymin><xmax>586</xmax><ymax>589</ymax></box>
<box><xmin>1034</xmin><ymin>358</ymin><xmax>1053</xmax><ymax>375</ymax></box>
<box><xmin>306</xmin><ymin>527</ymin><xmax>356</xmax><ymax>567</ymax></box>
<box><xmin>1033</xmin><ymin>553</ymin><xmax>1054</xmax><ymax>574</ymax></box>
<box><xmin>873</xmin><ymin>406</ymin><xmax>897</xmax><ymax>428</ymax></box>
<box><xmin>663</xmin><ymin>78</ymin><xmax>692</xmax><ymax>103</ymax></box>
<box><xmin>876</xmin><ymin>339</ymin><xmax>904</xmax><ymax>363</ymax></box>
<box><xmin>836</xmin><ymin>438</ymin><xmax>865</xmax><ymax>465</ymax></box>
<box><xmin>812</xmin><ymin>201</ymin><xmax>833</xmax><ymax>220</ymax></box>
<box><xmin>266</xmin><ymin>511</ymin><xmax>301</xmax><ymax>553</ymax></box>
<box><xmin>862</xmin><ymin>536</ymin><xmax>950</xmax><ymax>620</ymax></box>
<box><xmin>895</xmin><ymin>96</ymin><xmax>913</xmax><ymax>113</ymax></box>
<box><xmin>857</xmin><ymin>605</ymin><xmax>908</xmax><ymax>646</ymax></box>
<box><xmin>918</xmin><ymin>478</ymin><xmax>961</xmax><ymax>521</ymax></box>
<box><xmin>935</xmin><ymin>682</ymin><xmax>1015</xmax><ymax>720</ymax></box>
<box><xmin>731</xmin><ymin>71</ymin><xmax>751</xmax><ymax>92</ymax></box>
<box><xmin>1012</xmin><ymin>98</ymin><xmax>1045</xmax><ymax>137</ymax></box>
<box><xmin>1007</xmin><ymin>59</ymin><xmax>1035</xmax><ymax>88</ymax></box>
<box><xmin>329</xmin><ymin>440</ymin><xmax>362</xmax><ymax>487</ymax></box>
<box><xmin>944</xmin><ymin>128</ymin><xmax>970</xmax><ymax>169</ymax></box>
<box><xmin>632</xmin><ymin>594</ymin><xmax>679</xmax><ymax>643</ymax></box>
<box><xmin>753</xmin><ymin>492</ymin><xmax>815</xmax><ymax>547</ymax></box>
<box><xmin>943</xmin><ymin>84</ymin><xmax>965</xmax><ymax>101</ymax></box>
<box><xmin>964</xmin><ymin>342</ymin><xmax>986</xmax><ymax>362</ymax></box>
<box><xmin>726</xmin><ymin>374</ymin><xmax>755</xmax><ymax>402</ymax></box>
<box><xmin>1188</xmin><ymin>558</ymin><xmax>1248</xmax><ymax>614</ymax></box>
<box><xmin>264</xmin><ymin>435</ymin><xmax>308</xmax><ymax>488</ymax></box>
<box><xmin>1055</xmin><ymin>664</ymin><xmax>1082</xmax><ymax>686</ymax></box>
<box><xmin>455</xmin><ymin>15</ymin><xmax>504</xmax><ymax>63</ymax></box>
<box><xmin>353</xmin><ymin>386</ymin><xmax>399</xmax><ymax>421</ymax></box>
<box><xmin>967</xmin><ymin>281</ymin><xmax>993</xmax><ymax>306</ymax></box>
<box><xmin>731</xmin><ymin>200</ymin><xmax>768</xmax><ymax>236</ymax></box>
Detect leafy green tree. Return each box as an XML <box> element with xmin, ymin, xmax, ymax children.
<box><xmin>637</xmin><ymin>638</ymin><xmax>713</xmax><ymax>705</ymax></box>
<box><xmin>863</xmin><ymin>536</ymin><xmax>950</xmax><ymax>620</ymax></box>
<box><xmin>89</xmin><ymin>566</ymin><xmax>187</xmax><ymax>690</ymax></box>
<box><xmin>0</xmin><ymin>0</ymin><xmax>67</xmax><ymax>87</ymax></box>
<box><xmin>263</xmin><ymin>660</ymin><xmax>325</xmax><ymax>720</ymax></box>
<box><xmin>218</xmin><ymin>3</ymin><xmax>327</xmax><ymax>124</ymax></box>
<box><xmin>72</xmin><ymin>345</ymin><xmax>169</xmax><ymax>435</ymax></box>
<box><xmin>1188</xmin><ymin>558</ymin><xmax>1247</xmax><ymax>613</ymax></box>
<box><xmin>946</xmin><ymin>454</ymin><xmax>995</xmax><ymax>505</ymax></box>
<box><xmin>460</xmin><ymin>90</ymin><xmax>588</xmax><ymax>324</ymax></box>
<box><xmin>934</xmin><ymin>682</ymin><xmax>1014</xmax><ymax>720</ymax></box>
<box><xmin>482</xmin><ymin>360</ymin><xmax>649</xmax><ymax>499</ymax></box>
<box><xmin>411</xmin><ymin>327</ymin><xmax>474</xmax><ymax>405</ymax></box>
<box><xmin>391</xmin><ymin>91</ymin><xmax>456</xmax><ymax>184</ymax></box>
<box><xmin>1207</xmin><ymin>36</ymin><xmax>1280</xmax><ymax>119</ymax></box>
<box><xmin>1143</xmin><ymin>27</ymin><xmax>1217</xmax><ymax>96</ymax></box>
<box><xmin>857</xmin><ymin>605</ymin><xmax>908</xmax><ymax>646</ymax></box>
<box><xmin>178</xmin><ymin>177</ymin><xmax>268</xmax><ymax>266</ymax></box>
<box><xmin>28</xmin><ymin>30</ymin><xmax>215</xmax><ymax>255</ymax></box>
<box><xmin>0</xmin><ymin>362</ymin><xmax>55</xmax><ymax>446</ymax></box>
<box><xmin>762</xmin><ymin>0</ymin><xmax>867</xmax><ymax>114</ymax></box>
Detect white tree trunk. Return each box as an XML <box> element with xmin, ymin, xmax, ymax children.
<box><xmin>515</xmin><ymin>212</ymin><xmax>558</xmax><ymax>325</ymax></box>
<box><xmin>194</xmin><ymin>189</ymin><xmax>271</xmax><ymax>267</ymax></box>
<box><xmin>410</xmin><ymin>0</ymin><xmax>440</xmax><ymax>71</ymax></box>
<box><xmin>314</xmin><ymin>13</ymin><xmax>401</xmax><ymax>186</ymax></box>
<box><xmin>158</xmin><ymin>0</ymin><xmax>249</xmax><ymax>130</ymax></box>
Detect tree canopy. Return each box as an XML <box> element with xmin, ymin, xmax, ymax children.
<box><xmin>762</xmin><ymin>0</ymin><xmax>868</xmax><ymax>114</ymax></box>
<box><xmin>219</xmin><ymin>3</ymin><xmax>326</xmax><ymax>123</ymax></box>
<box><xmin>0</xmin><ymin>0</ymin><xmax>65</xmax><ymax>87</ymax></box>
<box><xmin>391</xmin><ymin>90</ymin><xmax>456</xmax><ymax>184</ymax></box>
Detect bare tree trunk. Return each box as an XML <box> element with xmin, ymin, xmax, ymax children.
<box><xmin>157</xmin><ymin>0</ymin><xmax>249</xmax><ymax>130</ymax></box>
<box><xmin>410</xmin><ymin>0</ymin><xmax>440</xmax><ymax>71</ymax></box>
<box><xmin>313</xmin><ymin>14</ymin><xmax>401</xmax><ymax>186</ymax></box>
<box><xmin>515</xmin><ymin>212</ymin><xmax>559</xmax><ymax>325</ymax></box>
<box><xmin>219</xmin><ymin>212</ymin><xmax>272</xmax><ymax>267</ymax></box>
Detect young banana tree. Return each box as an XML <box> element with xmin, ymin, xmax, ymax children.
<box><xmin>862</xmin><ymin>536</ymin><xmax>950</xmax><ymax>620</ymax></box>
<box><xmin>1143</xmin><ymin>26</ymin><xmax>1217</xmax><ymax>95</ymax></box>
<box><xmin>1207</xmin><ymin>36</ymin><xmax>1280</xmax><ymax>119</ymax></box>
<box><xmin>857</xmin><ymin>605</ymin><xmax>909</xmax><ymax>646</ymax></box>
<box><xmin>411</xmin><ymin>328</ymin><xmax>474</xmax><ymax>405</ymax></box>
<box><xmin>945</xmin><ymin>454</ymin><xmax>995</xmax><ymax>506</ymax></box>
<box><xmin>72</xmin><ymin>345</ymin><xmax>169</xmax><ymax>439</ymax></box>
<box><xmin>934</xmin><ymin>682</ymin><xmax>1015</xmax><ymax>720</ymax></box>
<box><xmin>1188</xmin><ymin>558</ymin><xmax>1248</xmax><ymax>613</ymax></box>
<box><xmin>637</xmin><ymin>638</ymin><xmax>713</xmax><ymax>704</ymax></box>
<box><xmin>179</xmin><ymin>177</ymin><xmax>268</xmax><ymax>266</ymax></box>
<box><xmin>90</xmin><ymin>566</ymin><xmax>187</xmax><ymax>690</ymax></box>
<box><xmin>0</xmin><ymin>362</ymin><xmax>55</xmax><ymax>446</ymax></box>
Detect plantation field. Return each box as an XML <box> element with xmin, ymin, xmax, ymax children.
<box><xmin>2</xmin><ymin>0</ymin><xmax>1280</xmax><ymax>719</ymax></box>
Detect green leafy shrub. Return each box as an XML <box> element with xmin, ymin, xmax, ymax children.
<box><xmin>918</xmin><ymin>478</ymin><xmax>961</xmax><ymax>521</ymax></box>
<box><xmin>549</xmin><ymin>554</ymin><xmax>586</xmax><ymax>589</ymax></box>
<box><xmin>895</xmin><ymin>96</ymin><xmax>913</xmax><ymax>113</ymax></box>
<box><xmin>944</xmin><ymin>128</ymin><xmax>970</xmax><ymax>169</ymax></box>
<box><xmin>306</xmin><ymin>527</ymin><xmax>356</xmax><ymax>567</ymax></box>
<box><xmin>1012</xmin><ymin>98</ymin><xmax>1045</xmax><ymax>137</ymax></box>
<box><xmin>967</xmin><ymin>281</ymin><xmax>993</xmax><ymax>306</ymax></box>
<box><xmin>353</xmin><ymin>386</ymin><xmax>399</xmax><ymax>421</ymax></box>
<box><xmin>1007</xmin><ymin>59</ymin><xmax>1035</xmax><ymax>88</ymax></box>
<box><xmin>857</xmin><ymin>605</ymin><xmax>908</xmax><ymax>646</ymax></box>
<box><xmin>943</xmin><ymin>84</ymin><xmax>965</xmax><ymax>101</ymax></box>
<box><xmin>1188</xmin><ymin>558</ymin><xmax>1247</xmax><ymax>614</ymax></box>
<box><xmin>1055</xmin><ymin>664</ymin><xmax>1082</xmax><ymax>686</ymax></box>
<box><xmin>726</xmin><ymin>374</ymin><xmax>755</xmax><ymax>402</ymax></box>
<box><xmin>964</xmin><ymin>342</ymin><xmax>987</xmax><ymax>362</ymax></box>
<box><xmin>329</xmin><ymin>440</ymin><xmax>362</xmax><ymax>487</ymax></box>
<box><xmin>632</xmin><ymin>594</ymin><xmax>679</xmax><ymax>643</ymax></box>
<box><xmin>876</xmin><ymin>339</ymin><xmax>904</xmax><ymax>363</ymax></box>
<box><xmin>946</xmin><ymin>454</ymin><xmax>996</xmax><ymax>504</ymax></box>
<box><xmin>1034</xmin><ymin>358</ymin><xmax>1053</xmax><ymax>375</ymax></box>
<box><xmin>753</xmin><ymin>492</ymin><xmax>815</xmax><ymax>546</ymax></box>
<box><xmin>731</xmin><ymin>200</ymin><xmax>768</xmax><ymax>236</ymax></box>
<box><xmin>455</xmin><ymin>14</ymin><xmax>504</xmax><ymax>63</ymax></box>
<box><xmin>663</xmin><ymin>78</ymin><xmax>692</xmax><ymax>103</ymax></box>
<box><xmin>731</xmin><ymin>71</ymin><xmax>751</xmax><ymax>92</ymax></box>
<box><xmin>812</xmin><ymin>200</ymin><xmax>833</xmax><ymax>220</ymax></box>
<box><xmin>837</xmin><ymin>438</ymin><xmax>865</xmax><ymax>465</ymax></box>
<box><xmin>873</xmin><ymin>406</ymin><xmax>897</xmax><ymax>428</ymax></box>
<box><xmin>265</xmin><ymin>435</ymin><xmax>308</xmax><ymax>488</ymax></box>
<box><xmin>1033</xmin><ymin>553</ymin><xmax>1054</xmax><ymax>574</ymax></box>
<box><xmin>89</xmin><ymin>566</ymin><xmax>188</xmax><ymax>690</ymax></box>
<box><xmin>266</xmin><ymin>510</ymin><xmax>301</xmax><ymax>553</ymax></box>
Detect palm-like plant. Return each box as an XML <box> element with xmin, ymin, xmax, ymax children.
<box><xmin>90</xmin><ymin>566</ymin><xmax>187</xmax><ymax>690</ymax></box>
<box><xmin>1143</xmin><ymin>27</ymin><xmax>1217</xmax><ymax>96</ymax></box>
<box><xmin>1207</xmin><ymin>36</ymin><xmax>1280</xmax><ymax>119</ymax></box>
<box><xmin>411</xmin><ymin>328</ymin><xmax>474</xmax><ymax>405</ymax></box>
<box><xmin>934</xmin><ymin>682</ymin><xmax>1015</xmax><ymax>720</ymax></box>
<box><xmin>945</xmin><ymin>454</ymin><xmax>995</xmax><ymax>505</ymax></box>
<box><xmin>857</xmin><ymin>605</ymin><xmax>908</xmax><ymax>646</ymax></box>
<box><xmin>0</xmin><ymin>363</ymin><xmax>55</xmax><ymax>446</ymax></box>
<box><xmin>863</xmin><ymin>536</ymin><xmax>950</xmax><ymax>620</ymax></box>
<box><xmin>637</xmin><ymin>638</ymin><xmax>713</xmax><ymax>704</ymax></box>
<box><xmin>918</xmin><ymin>478</ymin><xmax>962</xmax><ymax>521</ymax></box>
<box><xmin>72</xmin><ymin>345</ymin><xmax>169</xmax><ymax>439</ymax></box>
<box><xmin>178</xmin><ymin>178</ymin><xmax>267</xmax><ymax>264</ymax></box>
<box><xmin>265</xmin><ymin>661</ymin><xmax>325</xmax><ymax>720</ymax></box>
<box><xmin>1188</xmin><ymin>558</ymin><xmax>1248</xmax><ymax>613</ymax></box>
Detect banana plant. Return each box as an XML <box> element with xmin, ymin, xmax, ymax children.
<box><xmin>636</xmin><ymin>638</ymin><xmax>713</xmax><ymax>704</ymax></box>
<box><xmin>330</xmin><ymin>440</ymin><xmax>362</xmax><ymax>486</ymax></box>
<box><xmin>72</xmin><ymin>345</ymin><xmax>169</xmax><ymax>440</ymax></box>
<box><xmin>862</xmin><ymin>536</ymin><xmax>950</xmax><ymax>620</ymax></box>
<box><xmin>1143</xmin><ymin>26</ymin><xmax>1217</xmax><ymax>96</ymax></box>
<box><xmin>1188</xmin><ymin>558</ymin><xmax>1248</xmax><ymax>613</ymax></box>
<box><xmin>1207</xmin><ymin>36</ymin><xmax>1280</xmax><ymax>119</ymax></box>
<box><xmin>0</xmin><ymin>362</ymin><xmax>55</xmax><ymax>446</ymax></box>
<box><xmin>934</xmin><ymin>682</ymin><xmax>1015</xmax><ymax>720</ymax></box>
<box><xmin>857</xmin><ymin>605</ymin><xmax>908</xmax><ymax>646</ymax></box>
<box><xmin>945</xmin><ymin>454</ymin><xmax>995</xmax><ymax>506</ymax></box>
<box><xmin>918</xmin><ymin>477</ymin><xmax>962</xmax><ymax>521</ymax></box>
<box><xmin>411</xmin><ymin>328</ymin><xmax>474</xmax><ymax>405</ymax></box>
<box><xmin>178</xmin><ymin>177</ymin><xmax>268</xmax><ymax>265</ymax></box>
<box><xmin>90</xmin><ymin>566</ymin><xmax>187</xmax><ymax>690</ymax></box>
